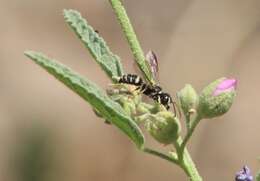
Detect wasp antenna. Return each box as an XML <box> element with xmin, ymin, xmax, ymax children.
<box><xmin>171</xmin><ymin>101</ymin><xmax>177</xmax><ymax>117</ymax></box>
<box><xmin>171</xmin><ymin>101</ymin><xmax>181</xmax><ymax>118</ymax></box>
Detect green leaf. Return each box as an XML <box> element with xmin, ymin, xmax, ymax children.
<box><xmin>63</xmin><ymin>9</ymin><xmax>124</xmax><ymax>81</ymax></box>
<box><xmin>24</xmin><ymin>51</ymin><xmax>144</xmax><ymax>148</ymax></box>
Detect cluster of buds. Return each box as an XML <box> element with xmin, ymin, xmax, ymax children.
<box><xmin>178</xmin><ymin>77</ymin><xmax>237</xmax><ymax>119</ymax></box>
<box><xmin>144</xmin><ymin>77</ymin><xmax>237</xmax><ymax>144</ymax></box>
<box><xmin>107</xmin><ymin>76</ymin><xmax>237</xmax><ymax>145</ymax></box>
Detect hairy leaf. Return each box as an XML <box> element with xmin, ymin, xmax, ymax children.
<box><xmin>63</xmin><ymin>9</ymin><xmax>123</xmax><ymax>81</ymax></box>
<box><xmin>25</xmin><ymin>51</ymin><xmax>144</xmax><ymax>148</ymax></box>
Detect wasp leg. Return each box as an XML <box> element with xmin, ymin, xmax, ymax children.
<box><xmin>107</xmin><ymin>83</ymin><xmax>132</xmax><ymax>95</ymax></box>
<box><xmin>108</xmin><ymin>83</ymin><xmax>126</xmax><ymax>89</ymax></box>
<box><xmin>134</xmin><ymin>84</ymin><xmax>151</xmax><ymax>96</ymax></box>
<box><xmin>132</xmin><ymin>86</ymin><xmax>142</xmax><ymax>95</ymax></box>
<box><xmin>125</xmin><ymin>84</ymin><xmax>144</xmax><ymax>96</ymax></box>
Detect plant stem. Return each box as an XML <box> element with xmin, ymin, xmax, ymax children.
<box><xmin>143</xmin><ymin>147</ymin><xmax>179</xmax><ymax>165</ymax></box>
<box><xmin>174</xmin><ymin>138</ymin><xmax>203</xmax><ymax>181</ymax></box>
<box><xmin>179</xmin><ymin>115</ymin><xmax>201</xmax><ymax>159</ymax></box>
<box><xmin>109</xmin><ymin>1</ymin><xmax>202</xmax><ymax>180</ymax></box>
<box><xmin>173</xmin><ymin>114</ymin><xmax>202</xmax><ymax>180</ymax></box>
<box><xmin>181</xmin><ymin>149</ymin><xmax>203</xmax><ymax>181</ymax></box>
<box><xmin>109</xmin><ymin>0</ymin><xmax>154</xmax><ymax>84</ymax></box>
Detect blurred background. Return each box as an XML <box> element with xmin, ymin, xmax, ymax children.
<box><xmin>1</xmin><ymin>0</ymin><xmax>260</xmax><ymax>180</ymax></box>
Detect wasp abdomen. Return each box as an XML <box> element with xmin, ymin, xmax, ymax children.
<box><xmin>118</xmin><ymin>74</ymin><xmax>143</xmax><ymax>86</ymax></box>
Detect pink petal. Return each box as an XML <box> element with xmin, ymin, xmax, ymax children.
<box><xmin>213</xmin><ymin>78</ymin><xmax>237</xmax><ymax>96</ymax></box>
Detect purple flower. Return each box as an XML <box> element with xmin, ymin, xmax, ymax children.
<box><xmin>213</xmin><ymin>78</ymin><xmax>237</xmax><ymax>96</ymax></box>
<box><xmin>235</xmin><ymin>166</ymin><xmax>253</xmax><ymax>181</ymax></box>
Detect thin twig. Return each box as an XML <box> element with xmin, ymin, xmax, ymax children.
<box><xmin>143</xmin><ymin>147</ymin><xmax>179</xmax><ymax>165</ymax></box>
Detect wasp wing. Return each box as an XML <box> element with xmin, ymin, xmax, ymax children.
<box><xmin>146</xmin><ymin>50</ymin><xmax>159</xmax><ymax>82</ymax></box>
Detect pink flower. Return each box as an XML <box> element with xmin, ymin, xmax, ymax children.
<box><xmin>213</xmin><ymin>78</ymin><xmax>237</xmax><ymax>96</ymax></box>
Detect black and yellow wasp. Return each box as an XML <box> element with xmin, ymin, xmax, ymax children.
<box><xmin>115</xmin><ymin>51</ymin><xmax>177</xmax><ymax>115</ymax></box>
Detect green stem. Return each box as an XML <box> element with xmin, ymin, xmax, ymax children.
<box><xmin>109</xmin><ymin>1</ymin><xmax>202</xmax><ymax>180</ymax></box>
<box><xmin>181</xmin><ymin>149</ymin><xmax>203</xmax><ymax>181</ymax></box>
<box><xmin>143</xmin><ymin>148</ymin><xmax>179</xmax><ymax>165</ymax></box>
<box><xmin>145</xmin><ymin>146</ymin><xmax>202</xmax><ymax>181</ymax></box>
<box><xmin>174</xmin><ymin>138</ymin><xmax>202</xmax><ymax>181</ymax></box>
<box><xmin>109</xmin><ymin>0</ymin><xmax>154</xmax><ymax>84</ymax></box>
<box><xmin>180</xmin><ymin>115</ymin><xmax>201</xmax><ymax>159</ymax></box>
<box><xmin>185</xmin><ymin>114</ymin><xmax>191</xmax><ymax>131</ymax></box>
<box><xmin>173</xmin><ymin>114</ymin><xmax>202</xmax><ymax>180</ymax></box>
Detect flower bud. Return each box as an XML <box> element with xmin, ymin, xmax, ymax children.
<box><xmin>198</xmin><ymin>78</ymin><xmax>237</xmax><ymax>118</ymax></box>
<box><xmin>177</xmin><ymin>84</ymin><xmax>199</xmax><ymax>115</ymax></box>
<box><xmin>145</xmin><ymin>111</ymin><xmax>181</xmax><ymax>144</ymax></box>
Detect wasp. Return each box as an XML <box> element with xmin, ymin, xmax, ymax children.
<box><xmin>114</xmin><ymin>51</ymin><xmax>177</xmax><ymax>115</ymax></box>
<box><xmin>116</xmin><ymin>74</ymin><xmax>175</xmax><ymax>111</ymax></box>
